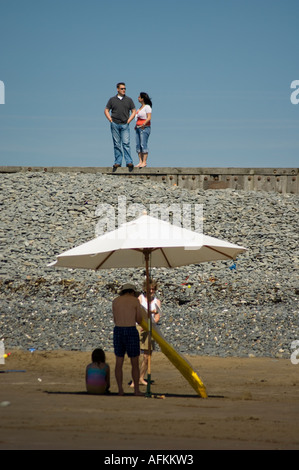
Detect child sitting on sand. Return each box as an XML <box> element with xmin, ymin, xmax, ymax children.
<box><xmin>85</xmin><ymin>348</ymin><xmax>110</xmax><ymax>394</ymax></box>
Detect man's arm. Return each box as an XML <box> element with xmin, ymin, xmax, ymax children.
<box><xmin>127</xmin><ymin>108</ymin><xmax>136</xmax><ymax>124</ymax></box>
<box><xmin>104</xmin><ymin>108</ymin><xmax>113</xmax><ymax>123</ymax></box>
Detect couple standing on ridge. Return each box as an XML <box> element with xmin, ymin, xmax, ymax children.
<box><xmin>104</xmin><ymin>82</ymin><xmax>152</xmax><ymax>171</ymax></box>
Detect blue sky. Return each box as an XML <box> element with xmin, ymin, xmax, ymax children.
<box><xmin>0</xmin><ymin>0</ymin><xmax>298</xmax><ymax>168</ymax></box>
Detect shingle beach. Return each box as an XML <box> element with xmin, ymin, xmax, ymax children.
<box><xmin>1</xmin><ymin>171</ymin><xmax>298</xmax><ymax>358</ymax></box>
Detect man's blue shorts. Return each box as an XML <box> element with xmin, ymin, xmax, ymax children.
<box><xmin>113</xmin><ymin>326</ymin><xmax>140</xmax><ymax>358</ymax></box>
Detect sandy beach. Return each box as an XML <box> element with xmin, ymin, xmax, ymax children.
<box><xmin>0</xmin><ymin>349</ymin><xmax>298</xmax><ymax>450</ymax></box>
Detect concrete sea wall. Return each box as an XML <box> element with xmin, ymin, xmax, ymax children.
<box><xmin>1</xmin><ymin>166</ymin><xmax>298</xmax><ymax>194</ymax></box>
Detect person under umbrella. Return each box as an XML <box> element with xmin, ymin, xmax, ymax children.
<box><xmin>131</xmin><ymin>279</ymin><xmax>161</xmax><ymax>388</ymax></box>
<box><xmin>112</xmin><ymin>283</ymin><xmax>144</xmax><ymax>396</ymax></box>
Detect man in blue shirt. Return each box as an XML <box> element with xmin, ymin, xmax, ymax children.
<box><xmin>105</xmin><ymin>83</ymin><xmax>136</xmax><ymax>171</ymax></box>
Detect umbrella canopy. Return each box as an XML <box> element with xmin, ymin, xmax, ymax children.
<box><xmin>48</xmin><ymin>214</ymin><xmax>247</xmax><ymax>396</ymax></box>
<box><xmin>49</xmin><ymin>214</ymin><xmax>247</xmax><ymax>270</ymax></box>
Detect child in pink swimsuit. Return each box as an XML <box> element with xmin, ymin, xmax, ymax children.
<box><xmin>85</xmin><ymin>348</ymin><xmax>110</xmax><ymax>394</ymax></box>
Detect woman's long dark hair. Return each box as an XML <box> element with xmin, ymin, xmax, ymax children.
<box><xmin>140</xmin><ymin>92</ymin><xmax>152</xmax><ymax>107</ymax></box>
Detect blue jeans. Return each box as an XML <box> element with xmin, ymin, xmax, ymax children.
<box><xmin>135</xmin><ymin>126</ymin><xmax>151</xmax><ymax>153</ymax></box>
<box><xmin>110</xmin><ymin>122</ymin><xmax>133</xmax><ymax>166</ymax></box>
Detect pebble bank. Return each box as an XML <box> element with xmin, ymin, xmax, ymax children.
<box><xmin>0</xmin><ymin>171</ymin><xmax>298</xmax><ymax>358</ymax></box>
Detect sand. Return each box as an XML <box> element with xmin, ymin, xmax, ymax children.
<box><xmin>0</xmin><ymin>350</ymin><xmax>298</xmax><ymax>450</ymax></box>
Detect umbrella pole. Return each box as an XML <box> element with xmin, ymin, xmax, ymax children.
<box><xmin>144</xmin><ymin>250</ymin><xmax>152</xmax><ymax>397</ymax></box>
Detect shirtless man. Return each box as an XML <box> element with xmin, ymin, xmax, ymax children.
<box><xmin>112</xmin><ymin>283</ymin><xmax>144</xmax><ymax>396</ymax></box>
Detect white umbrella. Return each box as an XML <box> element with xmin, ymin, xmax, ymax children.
<box><xmin>49</xmin><ymin>214</ymin><xmax>246</xmax><ymax>269</ymax></box>
<box><xmin>49</xmin><ymin>214</ymin><xmax>247</xmax><ymax>395</ymax></box>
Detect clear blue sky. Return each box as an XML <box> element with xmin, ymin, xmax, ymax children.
<box><xmin>0</xmin><ymin>0</ymin><xmax>298</xmax><ymax>168</ymax></box>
